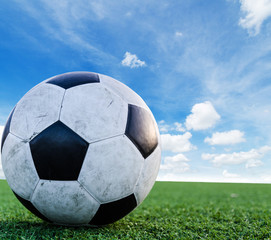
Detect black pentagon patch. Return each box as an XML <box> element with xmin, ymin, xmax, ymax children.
<box><xmin>30</xmin><ymin>121</ymin><xmax>89</xmax><ymax>181</ymax></box>
<box><xmin>1</xmin><ymin>107</ymin><xmax>15</xmax><ymax>153</ymax></box>
<box><xmin>89</xmin><ymin>194</ymin><xmax>137</xmax><ymax>226</ymax></box>
<box><xmin>125</xmin><ymin>104</ymin><xmax>158</xmax><ymax>159</ymax></box>
<box><xmin>13</xmin><ymin>191</ymin><xmax>52</xmax><ymax>223</ymax></box>
<box><xmin>46</xmin><ymin>72</ymin><xmax>100</xmax><ymax>89</ymax></box>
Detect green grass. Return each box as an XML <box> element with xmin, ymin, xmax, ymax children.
<box><xmin>1</xmin><ymin>180</ymin><xmax>271</xmax><ymax>239</ymax></box>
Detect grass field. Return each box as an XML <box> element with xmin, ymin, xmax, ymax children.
<box><xmin>1</xmin><ymin>180</ymin><xmax>271</xmax><ymax>239</ymax></box>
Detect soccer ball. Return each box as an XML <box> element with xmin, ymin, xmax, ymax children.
<box><xmin>1</xmin><ymin>72</ymin><xmax>161</xmax><ymax>226</ymax></box>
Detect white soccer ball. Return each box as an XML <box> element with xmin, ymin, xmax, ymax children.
<box><xmin>1</xmin><ymin>72</ymin><xmax>161</xmax><ymax>226</ymax></box>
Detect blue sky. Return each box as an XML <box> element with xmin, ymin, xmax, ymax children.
<box><xmin>1</xmin><ymin>0</ymin><xmax>271</xmax><ymax>182</ymax></box>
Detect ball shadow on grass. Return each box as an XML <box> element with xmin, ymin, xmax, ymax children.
<box><xmin>0</xmin><ymin>216</ymin><xmax>141</xmax><ymax>239</ymax></box>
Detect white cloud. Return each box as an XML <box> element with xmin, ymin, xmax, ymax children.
<box><xmin>160</xmin><ymin>154</ymin><xmax>190</xmax><ymax>171</ymax></box>
<box><xmin>164</xmin><ymin>153</ymin><xmax>189</xmax><ymax>163</ymax></box>
<box><xmin>158</xmin><ymin>120</ymin><xmax>185</xmax><ymax>133</ymax></box>
<box><xmin>204</xmin><ymin>130</ymin><xmax>246</xmax><ymax>145</ymax></box>
<box><xmin>175</xmin><ymin>31</ymin><xmax>183</xmax><ymax>37</ymax></box>
<box><xmin>245</xmin><ymin>159</ymin><xmax>264</xmax><ymax>168</ymax></box>
<box><xmin>158</xmin><ymin>120</ymin><xmax>171</xmax><ymax>133</ymax></box>
<box><xmin>239</xmin><ymin>0</ymin><xmax>271</xmax><ymax>36</ymax></box>
<box><xmin>174</xmin><ymin>122</ymin><xmax>185</xmax><ymax>132</ymax></box>
<box><xmin>0</xmin><ymin>125</ymin><xmax>4</xmax><ymax>179</ymax></box>
<box><xmin>202</xmin><ymin>145</ymin><xmax>271</xmax><ymax>167</ymax></box>
<box><xmin>158</xmin><ymin>153</ymin><xmax>190</xmax><ymax>180</ymax></box>
<box><xmin>121</xmin><ymin>52</ymin><xmax>146</xmax><ymax>68</ymax></box>
<box><xmin>161</xmin><ymin>132</ymin><xmax>196</xmax><ymax>153</ymax></box>
<box><xmin>185</xmin><ymin>101</ymin><xmax>220</xmax><ymax>131</ymax></box>
<box><xmin>222</xmin><ymin>170</ymin><xmax>240</xmax><ymax>178</ymax></box>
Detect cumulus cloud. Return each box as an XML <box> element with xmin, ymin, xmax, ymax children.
<box><xmin>185</xmin><ymin>101</ymin><xmax>220</xmax><ymax>131</ymax></box>
<box><xmin>204</xmin><ymin>130</ymin><xmax>246</xmax><ymax>145</ymax></box>
<box><xmin>158</xmin><ymin>120</ymin><xmax>185</xmax><ymax>133</ymax></box>
<box><xmin>158</xmin><ymin>154</ymin><xmax>190</xmax><ymax>180</ymax></box>
<box><xmin>202</xmin><ymin>145</ymin><xmax>271</xmax><ymax>167</ymax></box>
<box><xmin>245</xmin><ymin>159</ymin><xmax>264</xmax><ymax>168</ymax></box>
<box><xmin>121</xmin><ymin>52</ymin><xmax>146</xmax><ymax>68</ymax></box>
<box><xmin>239</xmin><ymin>0</ymin><xmax>271</xmax><ymax>35</ymax></box>
<box><xmin>222</xmin><ymin>170</ymin><xmax>240</xmax><ymax>178</ymax></box>
<box><xmin>158</xmin><ymin>120</ymin><xmax>171</xmax><ymax>133</ymax></box>
<box><xmin>161</xmin><ymin>132</ymin><xmax>196</xmax><ymax>153</ymax></box>
<box><xmin>158</xmin><ymin>122</ymin><xmax>194</xmax><ymax>180</ymax></box>
<box><xmin>174</xmin><ymin>122</ymin><xmax>185</xmax><ymax>132</ymax></box>
<box><xmin>160</xmin><ymin>154</ymin><xmax>190</xmax><ymax>172</ymax></box>
<box><xmin>175</xmin><ymin>31</ymin><xmax>183</xmax><ymax>37</ymax></box>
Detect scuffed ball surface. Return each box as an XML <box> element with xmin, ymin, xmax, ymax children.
<box><xmin>1</xmin><ymin>72</ymin><xmax>161</xmax><ymax>226</ymax></box>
